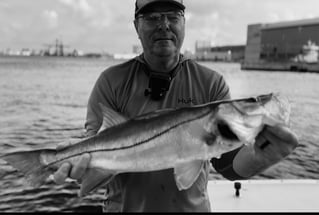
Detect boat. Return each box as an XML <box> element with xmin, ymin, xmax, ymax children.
<box><xmin>208</xmin><ymin>179</ymin><xmax>319</xmax><ymax>212</ymax></box>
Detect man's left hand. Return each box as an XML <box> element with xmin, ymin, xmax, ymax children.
<box><xmin>233</xmin><ymin>125</ymin><xmax>299</xmax><ymax>178</ymax></box>
<box><xmin>253</xmin><ymin>125</ymin><xmax>299</xmax><ymax>167</ymax></box>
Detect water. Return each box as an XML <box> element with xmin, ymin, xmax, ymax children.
<box><xmin>0</xmin><ymin>56</ymin><xmax>318</xmax><ymax>212</ymax></box>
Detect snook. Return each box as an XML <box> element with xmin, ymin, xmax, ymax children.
<box><xmin>1</xmin><ymin>93</ymin><xmax>291</xmax><ymax>196</ymax></box>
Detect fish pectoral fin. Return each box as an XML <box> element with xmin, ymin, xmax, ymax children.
<box><xmin>174</xmin><ymin>160</ymin><xmax>204</xmax><ymax>190</ymax></box>
<box><xmin>80</xmin><ymin>168</ymin><xmax>115</xmax><ymax>197</ymax></box>
<box><xmin>98</xmin><ymin>103</ymin><xmax>128</xmax><ymax>133</ymax></box>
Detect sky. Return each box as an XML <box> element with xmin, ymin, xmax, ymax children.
<box><xmin>1</xmin><ymin>0</ymin><xmax>319</xmax><ymax>54</ymax></box>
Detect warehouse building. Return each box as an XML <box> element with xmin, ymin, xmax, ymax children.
<box><xmin>241</xmin><ymin>17</ymin><xmax>319</xmax><ymax>72</ymax></box>
<box><xmin>194</xmin><ymin>40</ymin><xmax>245</xmax><ymax>62</ymax></box>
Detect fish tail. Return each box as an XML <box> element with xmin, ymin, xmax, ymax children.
<box><xmin>1</xmin><ymin>149</ymin><xmax>56</xmax><ymax>187</ymax></box>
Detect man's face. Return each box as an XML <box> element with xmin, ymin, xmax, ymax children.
<box><xmin>134</xmin><ymin>3</ymin><xmax>185</xmax><ymax>58</ymax></box>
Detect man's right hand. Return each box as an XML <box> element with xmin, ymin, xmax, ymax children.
<box><xmin>53</xmin><ymin>139</ymin><xmax>91</xmax><ymax>184</ymax></box>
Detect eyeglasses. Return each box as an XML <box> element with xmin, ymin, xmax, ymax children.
<box><xmin>136</xmin><ymin>11</ymin><xmax>184</xmax><ymax>24</ymax></box>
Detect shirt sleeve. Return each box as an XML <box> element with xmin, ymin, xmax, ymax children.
<box><xmin>210</xmin><ymin>145</ymin><xmax>247</xmax><ymax>181</ymax></box>
<box><xmin>210</xmin><ymin>73</ymin><xmax>231</xmax><ymax>101</ymax></box>
<box><xmin>85</xmin><ymin>71</ymin><xmax>117</xmax><ymax>137</ymax></box>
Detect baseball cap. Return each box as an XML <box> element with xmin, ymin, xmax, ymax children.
<box><xmin>135</xmin><ymin>0</ymin><xmax>185</xmax><ymax>17</ymax></box>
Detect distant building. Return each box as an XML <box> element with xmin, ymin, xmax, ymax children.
<box><xmin>4</xmin><ymin>48</ymin><xmax>20</xmax><ymax>56</ymax></box>
<box><xmin>242</xmin><ymin>17</ymin><xmax>319</xmax><ymax>72</ymax></box>
<box><xmin>194</xmin><ymin>40</ymin><xmax>245</xmax><ymax>62</ymax></box>
<box><xmin>20</xmin><ymin>48</ymin><xmax>32</xmax><ymax>56</ymax></box>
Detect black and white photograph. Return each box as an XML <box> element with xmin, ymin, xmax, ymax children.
<box><xmin>0</xmin><ymin>0</ymin><xmax>318</xmax><ymax>212</ymax></box>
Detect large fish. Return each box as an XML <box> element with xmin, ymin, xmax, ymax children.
<box><xmin>1</xmin><ymin>93</ymin><xmax>291</xmax><ymax>196</ymax></box>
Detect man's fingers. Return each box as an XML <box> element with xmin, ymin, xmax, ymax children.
<box><xmin>266</xmin><ymin>126</ymin><xmax>299</xmax><ymax>146</ymax></box>
<box><xmin>70</xmin><ymin>153</ymin><xmax>91</xmax><ymax>180</ymax></box>
<box><xmin>52</xmin><ymin>154</ymin><xmax>90</xmax><ymax>185</ymax></box>
<box><xmin>254</xmin><ymin>125</ymin><xmax>299</xmax><ymax>163</ymax></box>
<box><xmin>53</xmin><ymin>162</ymin><xmax>71</xmax><ymax>184</ymax></box>
<box><xmin>256</xmin><ymin>126</ymin><xmax>298</xmax><ymax>148</ymax></box>
<box><xmin>255</xmin><ymin>130</ymin><xmax>268</xmax><ymax>149</ymax></box>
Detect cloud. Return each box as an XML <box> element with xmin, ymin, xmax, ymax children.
<box><xmin>2</xmin><ymin>0</ymin><xmax>319</xmax><ymax>53</ymax></box>
<box><xmin>56</xmin><ymin>0</ymin><xmax>118</xmax><ymax>29</ymax></box>
<box><xmin>183</xmin><ymin>0</ymin><xmax>245</xmax><ymax>49</ymax></box>
<box><xmin>264</xmin><ymin>1</ymin><xmax>318</xmax><ymax>23</ymax></box>
<box><xmin>182</xmin><ymin>0</ymin><xmax>319</xmax><ymax>50</ymax></box>
<box><xmin>0</xmin><ymin>1</ymin><xmax>9</xmax><ymax>9</ymax></box>
<box><xmin>43</xmin><ymin>10</ymin><xmax>58</xmax><ymax>29</ymax></box>
<box><xmin>58</xmin><ymin>0</ymin><xmax>93</xmax><ymax>17</ymax></box>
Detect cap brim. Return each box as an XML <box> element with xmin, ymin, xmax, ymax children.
<box><xmin>135</xmin><ymin>0</ymin><xmax>185</xmax><ymax>16</ymax></box>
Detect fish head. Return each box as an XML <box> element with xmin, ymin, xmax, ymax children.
<box><xmin>204</xmin><ymin>93</ymin><xmax>291</xmax><ymax>157</ymax></box>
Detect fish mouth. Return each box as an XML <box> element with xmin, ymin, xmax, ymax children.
<box><xmin>216</xmin><ymin>120</ymin><xmax>240</xmax><ymax>141</ymax></box>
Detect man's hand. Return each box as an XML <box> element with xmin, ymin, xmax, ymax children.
<box><xmin>254</xmin><ymin>125</ymin><xmax>299</xmax><ymax>166</ymax></box>
<box><xmin>53</xmin><ymin>139</ymin><xmax>91</xmax><ymax>184</ymax></box>
<box><xmin>233</xmin><ymin>125</ymin><xmax>299</xmax><ymax>178</ymax></box>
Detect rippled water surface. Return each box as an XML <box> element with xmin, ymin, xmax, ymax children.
<box><xmin>0</xmin><ymin>56</ymin><xmax>318</xmax><ymax>212</ymax></box>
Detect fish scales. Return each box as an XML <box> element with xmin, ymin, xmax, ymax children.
<box><xmin>65</xmin><ymin>105</ymin><xmax>212</xmax><ymax>171</ymax></box>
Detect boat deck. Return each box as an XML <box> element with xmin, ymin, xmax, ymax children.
<box><xmin>208</xmin><ymin>179</ymin><xmax>319</xmax><ymax>212</ymax></box>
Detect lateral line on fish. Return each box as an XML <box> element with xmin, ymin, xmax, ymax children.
<box><xmin>48</xmin><ymin>109</ymin><xmax>212</xmax><ymax>166</ymax></box>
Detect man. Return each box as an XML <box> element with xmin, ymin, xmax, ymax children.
<box><xmin>53</xmin><ymin>0</ymin><xmax>299</xmax><ymax>212</ymax></box>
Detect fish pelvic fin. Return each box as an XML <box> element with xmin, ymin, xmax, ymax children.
<box><xmin>79</xmin><ymin>168</ymin><xmax>115</xmax><ymax>197</ymax></box>
<box><xmin>174</xmin><ymin>160</ymin><xmax>204</xmax><ymax>190</ymax></box>
<box><xmin>1</xmin><ymin>149</ymin><xmax>56</xmax><ymax>187</ymax></box>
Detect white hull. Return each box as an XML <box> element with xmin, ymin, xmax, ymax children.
<box><xmin>208</xmin><ymin>179</ymin><xmax>319</xmax><ymax>212</ymax></box>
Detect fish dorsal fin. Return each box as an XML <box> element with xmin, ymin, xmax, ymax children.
<box><xmin>174</xmin><ymin>160</ymin><xmax>204</xmax><ymax>190</ymax></box>
<box><xmin>79</xmin><ymin>168</ymin><xmax>115</xmax><ymax>197</ymax></box>
<box><xmin>98</xmin><ymin>103</ymin><xmax>128</xmax><ymax>133</ymax></box>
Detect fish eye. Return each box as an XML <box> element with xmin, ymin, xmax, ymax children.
<box><xmin>217</xmin><ymin>120</ymin><xmax>239</xmax><ymax>141</ymax></box>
